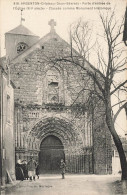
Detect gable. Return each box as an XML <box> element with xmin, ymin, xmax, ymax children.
<box><xmin>11</xmin><ymin>32</ymin><xmax>71</xmax><ymax>64</ymax></box>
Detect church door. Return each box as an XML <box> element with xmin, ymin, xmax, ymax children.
<box><xmin>39</xmin><ymin>135</ymin><xmax>65</xmax><ymax>173</ymax></box>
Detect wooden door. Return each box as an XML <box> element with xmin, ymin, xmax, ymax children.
<box><xmin>39</xmin><ymin>135</ymin><xmax>65</xmax><ymax>173</ymax></box>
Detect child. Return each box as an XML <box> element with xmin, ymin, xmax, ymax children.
<box><xmin>27</xmin><ymin>156</ymin><xmax>36</xmax><ymax>181</ymax></box>
<box><xmin>60</xmin><ymin>159</ymin><xmax>66</xmax><ymax>179</ymax></box>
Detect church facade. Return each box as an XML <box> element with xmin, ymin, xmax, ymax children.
<box><xmin>2</xmin><ymin>19</ymin><xmax>112</xmax><ymax>175</ymax></box>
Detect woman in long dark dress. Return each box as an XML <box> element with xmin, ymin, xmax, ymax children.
<box><xmin>15</xmin><ymin>162</ymin><xmax>24</xmax><ymax>181</ymax></box>
<box><xmin>21</xmin><ymin>160</ymin><xmax>28</xmax><ymax>180</ymax></box>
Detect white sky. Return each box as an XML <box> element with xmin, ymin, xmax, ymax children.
<box><xmin>0</xmin><ymin>0</ymin><xmax>126</xmax><ymax>137</ymax></box>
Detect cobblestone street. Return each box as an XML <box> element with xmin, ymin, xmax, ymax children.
<box><xmin>1</xmin><ymin>174</ymin><xmax>127</xmax><ymax>195</ymax></box>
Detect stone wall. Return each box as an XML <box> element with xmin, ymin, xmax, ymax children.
<box><xmin>14</xmin><ymin>101</ymin><xmax>111</xmax><ymax>174</ymax></box>
<box><xmin>10</xmin><ymin>33</ymin><xmax>91</xmax><ymax>106</ymax></box>
<box><xmin>93</xmin><ymin>101</ymin><xmax>112</xmax><ymax>174</ymax></box>
<box><xmin>9</xmin><ymin>30</ymin><xmax>112</xmax><ymax>174</ymax></box>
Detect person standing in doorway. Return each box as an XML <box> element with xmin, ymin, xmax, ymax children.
<box><xmin>60</xmin><ymin>159</ymin><xmax>66</xmax><ymax>179</ymax></box>
<box><xmin>27</xmin><ymin>156</ymin><xmax>37</xmax><ymax>181</ymax></box>
<box><xmin>36</xmin><ymin>162</ymin><xmax>40</xmax><ymax>179</ymax></box>
<box><xmin>15</xmin><ymin>159</ymin><xmax>24</xmax><ymax>181</ymax></box>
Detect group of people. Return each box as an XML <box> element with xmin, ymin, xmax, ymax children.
<box><xmin>16</xmin><ymin>157</ymin><xmax>66</xmax><ymax>181</ymax></box>
<box><xmin>16</xmin><ymin>156</ymin><xmax>39</xmax><ymax>181</ymax></box>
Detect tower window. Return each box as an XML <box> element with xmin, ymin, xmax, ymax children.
<box><xmin>42</xmin><ymin>46</ymin><xmax>44</xmax><ymax>49</ymax></box>
<box><xmin>17</xmin><ymin>42</ymin><xmax>28</xmax><ymax>54</ymax></box>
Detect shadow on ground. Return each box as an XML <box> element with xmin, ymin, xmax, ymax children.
<box><xmin>108</xmin><ymin>180</ymin><xmax>127</xmax><ymax>194</ymax></box>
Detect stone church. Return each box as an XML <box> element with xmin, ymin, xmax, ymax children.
<box><xmin>2</xmin><ymin>19</ymin><xmax>112</xmax><ymax>175</ymax></box>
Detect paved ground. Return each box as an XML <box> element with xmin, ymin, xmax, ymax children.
<box><xmin>1</xmin><ymin>174</ymin><xmax>127</xmax><ymax>195</ymax></box>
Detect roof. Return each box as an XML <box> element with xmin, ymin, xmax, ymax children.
<box><xmin>11</xmin><ymin>31</ymin><xmax>71</xmax><ymax>63</ymax></box>
<box><xmin>6</xmin><ymin>24</ymin><xmax>38</xmax><ymax>37</ymax></box>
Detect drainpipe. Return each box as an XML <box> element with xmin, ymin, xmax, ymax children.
<box><xmin>0</xmin><ymin>69</ymin><xmax>5</xmax><ymax>186</ymax></box>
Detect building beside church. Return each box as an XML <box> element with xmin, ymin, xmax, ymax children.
<box><xmin>0</xmin><ymin>61</ymin><xmax>15</xmax><ymax>186</ymax></box>
<box><xmin>1</xmin><ymin>19</ymin><xmax>112</xmax><ymax>175</ymax></box>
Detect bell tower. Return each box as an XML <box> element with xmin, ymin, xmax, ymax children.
<box><xmin>5</xmin><ymin>10</ymin><xmax>39</xmax><ymax>61</ymax></box>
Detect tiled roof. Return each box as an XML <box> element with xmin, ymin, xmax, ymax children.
<box><xmin>6</xmin><ymin>24</ymin><xmax>38</xmax><ymax>36</ymax></box>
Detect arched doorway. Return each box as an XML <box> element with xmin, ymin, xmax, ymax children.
<box><xmin>39</xmin><ymin>135</ymin><xmax>65</xmax><ymax>173</ymax></box>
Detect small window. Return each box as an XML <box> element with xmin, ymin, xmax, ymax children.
<box><xmin>41</xmin><ymin>46</ymin><xmax>44</xmax><ymax>49</ymax></box>
<box><xmin>48</xmin><ymin>82</ymin><xmax>58</xmax><ymax>87</ymax></box>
